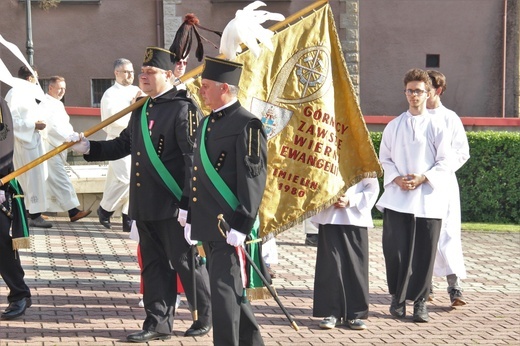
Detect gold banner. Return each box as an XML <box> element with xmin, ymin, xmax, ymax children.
<box><xmin>187</xmin><ymin>3</ymin><xmax>382</xmax><ymax>238</ymax></box>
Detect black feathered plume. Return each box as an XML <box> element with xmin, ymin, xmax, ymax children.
<box><xmin>169</xmin><ymin>13</ymin><xmax>222</xmax><ymax>63</ymax></box>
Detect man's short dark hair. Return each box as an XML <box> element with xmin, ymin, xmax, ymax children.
<box><xmin>403</xmin><ymin>68</ymin><xmax>431</xmax><ymax>90</ymax></box>
<box><xmin>427</xmin><ymin>70</ymin><xmax>447</xmax><ymax>95</ymax></box>
<box><xmin>17</xmin><ymin>65</ymin><xmax>37</xmax><ymax>81</ymax></box>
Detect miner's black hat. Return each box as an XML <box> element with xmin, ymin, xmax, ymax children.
<box><xmin>142</xmin><ymin>47</ymin><xmax>174</xmax><ymax>70</ymax></box>
<box><xmin>201</xmin><ymin>56</ymin><xmax>242</xmax><ymax>86</ymax></box>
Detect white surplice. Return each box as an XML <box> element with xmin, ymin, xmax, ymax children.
<box><xmin>5</xmin><ymin>83</ymin><xmax>48</xmax><ymax>214</ymax></box>
<box><xmin>430</xmin><ymin>103</ymin><xmax>470</xmax><ymax>278</ymax></box>
<box><xmin>312</xmin><ymin>178</ymin><xmax>379</xmax><ymax>228</ymax></box>
<box><xmin>376</xmin><ymin>110</ymin><xmax>451</xmax><ymax>219</ymax></box>
<box><xmin>98</xmin><ymin>83</ymin><xmax>140</xmax><ymax>213</ymax></box>
<box><xmin>38</xmin><ymin>94</ymin><xmax>79</xmax><ymax>212</ymax></box>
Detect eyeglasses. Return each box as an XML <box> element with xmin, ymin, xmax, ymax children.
<box><xmin>176</xmin><ymin>61</ymin><xmax>187</xmax><ymax>66</ymax></box>
<box><xmin>404</xmin><ymin>89</ymin><xmax>427</xmax><ymax>96</ymax></box>
<box><xmin>117</xmin><ymin>70</ymin><xmax>134</xmax><ymax>74</ymax></box>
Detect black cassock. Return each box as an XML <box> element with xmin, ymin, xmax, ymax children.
<box><xmin>313</xmin><ymin>224</ymin><xmax>369</xmax><ymax>321</ymax></box>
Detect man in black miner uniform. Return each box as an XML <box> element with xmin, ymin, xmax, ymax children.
<box><xmin>0</xmin><ymin>96</ymin><xmax>32</xmax><ymax>321</ymax></box>
<box><xmin>184</xmin><ymin>57</ymin><xmax>267</xmax><ymax>346</ymax></box>
<box><xmin>71</xmin><ymin>47</ymin><xmax>212</xmax><ymax>343</ymax></box>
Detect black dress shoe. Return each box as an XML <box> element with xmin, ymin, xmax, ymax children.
<box><xmin>389</xmin><ymin>294</ymin><xmax>406</xmax><ymax>318</ymax></box>
<box><xmin>413</xmin><ymin>298</ymin><xmax>429</xmax><ymax>323</ymax></box>
<box><xmin>126</xmin><ymin>330</ymin><xmax>171</xmax><ymax>343</ymax></box>
<box><xmin>97</xmin><ymin>207</ymin><xmax>111</xmax><ymax>229</ymax></box>
<box><xmin>305</xmin><ymin>234</ymin><xmax>318</xmax><ymax>246</ymax></box>
<box><xmin>184</xmin><ymin>320</ymin><xmax>211</xmax><ymax>337</ymax></box>
<box><xmin>1</xmin><ymin>297</ymin><xmax>32</xmax><ymax>320</ymax></box>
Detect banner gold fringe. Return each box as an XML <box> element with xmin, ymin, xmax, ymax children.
<box><xmin>12</xmin><ymin>236</ymin><xmax>30</xmax><ymax>250</ymax></box>
<box><xmin>247</xmin><ymin>286</ymin><xmax>277</xmax><ymax>301</ymax></box>
<box><xmin>262</xmin><ymin>171</ymin><xmax>380</xmax><ymax>241</ymax></box>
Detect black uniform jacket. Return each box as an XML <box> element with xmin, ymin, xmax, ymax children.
<box><xmin>189</xmin><ymin>101</ymin><xmax>267</xmax><ymax>242</ymax></box>
<box><xmin>85</xmin><ymin>88</ymin><xmax>201</xmax><ymax>221</ymax></box>
<box><xmin>0</xmin><ymin>97</ymin><xmax>15</xmax><ymax>183</ymax></box>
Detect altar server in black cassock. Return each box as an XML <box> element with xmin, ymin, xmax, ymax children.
<box><xmin>311</xmin><ymin>178</ymin><xmax>379</xmax><ymax>330</ymax></box>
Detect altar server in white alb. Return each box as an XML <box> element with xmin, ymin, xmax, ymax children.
<box><xmin>311</xmin><ymin>177</ymin><xmax>379</xmax><ymax>331</ymax></box>
<box><xmin>376</xmin><ymin>68</ymin><xmax>451</xmax><ymax>323</ymax></box>
<box><xmin>97</xmin><ymin>58</ymin><xmax>142</xmax><ymax>232</ymax></box>
<box><xmin>38</xmin><ymin>76</ymin><xmax>91</xmax><ymax>222</ymax></box>
<box><xmin>5</xmin><ymin>66</ymin><xmax>52</xmax><ymax>228</ymax></box>
<box><xmin>427</xmin><ymin>70</ymin><xmax>470</xmax><ymax>307</ymax></box>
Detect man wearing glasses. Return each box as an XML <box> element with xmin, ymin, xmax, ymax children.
<box><xmin>172</xmin><ymin>58</ymin><xmax>188</xmax><ymax>87</ymax></box>
<box><xmin>376</xmin><ymin>68</ymin><xmax>451</xmax><ymax>323</ymax></box>
<box><xmin>97</xmin><ymin>58</ymin><xmax>142</xmax><ymax>232</ymax></box>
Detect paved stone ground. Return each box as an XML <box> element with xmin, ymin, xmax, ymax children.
<box><xmin>0</xmin><ymin>216</ymin><xmax>519</xmax><ymax>345</ymax></box>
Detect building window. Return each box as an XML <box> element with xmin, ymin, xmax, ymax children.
<box><xmin>426</xmin><ymin>54</ymin><xmax>440</xmax><ymax>68</ymax></box>
<box><xmin>91</xmin><ymin>79</ymin><xmax>114</xmax><ymax>107</ymax></box>
<box><xmin>38</xmin><ymin>78</ymin><xmax>49</xmax><ymax>93</ymax></box>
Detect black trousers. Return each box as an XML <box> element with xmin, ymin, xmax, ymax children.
<box><xmin>137</xmin><ymin>217</ymin><xmax>211</xmax><ymax>334</ymax></box>
<box><xmin>313</xmin><ymin>224</ymin><xmax>369</xmax><ymax>321</ymax></box>
<box><xmin>382</xmin><ymin>209</ymin><xmax>441</xmax><ymax>304</ymax></box>
<box><xmin>204</xmin><ymin>240</ymin><xmax>264</xmax><ymax>346</ymax></box>
<box><xmin>0</xmin><ymin>209</ymin><xmax>31</xmax><ymax>303</ymax></box>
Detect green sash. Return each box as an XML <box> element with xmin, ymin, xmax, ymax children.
<box><xmin>200</xmin><ymin>117</ymin><xmax>265</xmax><ymax>294</ymax></box>
<box><xmin>140</xmin><ymin>98</ymin><xmax>182</xmax><ymax>201</ymax></box>
<box><xmin>9</xmin><ymin>179</ymin><xmax>30</xmax><ymax>250</ymax></box>
<box><xmin>200</xmin><ymin>117</ymin><xmax>239</xmax><ymax>209</ymax></box>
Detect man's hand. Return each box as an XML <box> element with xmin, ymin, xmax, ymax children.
<box><xmin>334</xmin><ymin>194</ymin><xmax>349</xmax><ymax>208</ymax></box>
<box><xmin>395</xmin><ymin>174</ymin><xmax>426</xmax><ymax>191</ymax></box>
<box><xmin>131</xmin><ymin>90</ymin><xmax>144</xmax><ymax>104</ymax></box>
<box><xmin>69</xmin><ymin>132</ymin><xmax>90</xmax><ymax>154</ymax></box>
<box><xmin>184</xmin><ymin>223</ymin><xmax>198</xmax><ymax>245</ymax></box>
<box><xmin>226</xmin><ymin>229</ymin><xmax>246</xmax><ymax>247</ymax></box>
<box><xmin>177</xmin><ymin>208</ymin><xmax>187</xmax><ymax>227</ymax></box>
<box><xmin>65</xmin><ymin>132</ymin><xmax>80</xmax><ymax>142</ymax></box>
<box><xmin>35</xmin><ymin>121</ymin><xmax>46</xmax><ymax>130</ymax></box>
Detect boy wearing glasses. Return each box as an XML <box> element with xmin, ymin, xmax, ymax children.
<box><xmin>376</xmin><ymin>68</ymin><xmax>450</xmax><ymax>323</ymax></box>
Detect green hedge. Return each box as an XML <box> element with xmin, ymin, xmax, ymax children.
<box><xmin>370</xmin><ymin>131</ymin><xmax>520</xmax><ymax>224</ymax></box>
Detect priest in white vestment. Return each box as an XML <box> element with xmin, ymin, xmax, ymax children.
<box><xmin>38</xmin><ymin>76</ymin><xmax>91</xmax><ymax>222</ymax></box>
<box><xmin>97</xmin><ymin>58</ymin><xmax>141</xmax><ymax>231</ymax></box>
<box><xmin>5</xmin><ymin>66</ymin><xmax>52</xmax><ymax>228</ymax></box>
